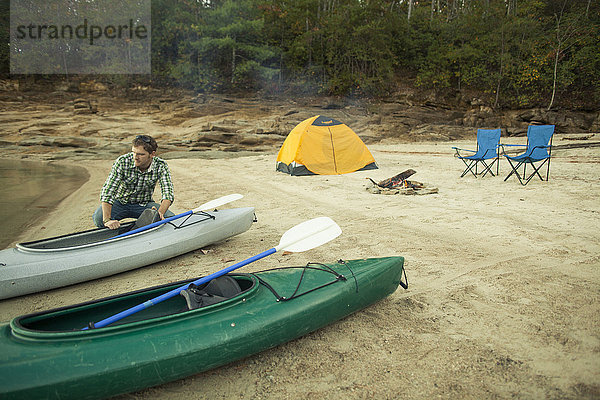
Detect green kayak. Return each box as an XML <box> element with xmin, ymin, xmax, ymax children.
<box><xmin>0</xmin><ymin>256</ymin><xmax>407</xmax><ymax>399</ymax></box>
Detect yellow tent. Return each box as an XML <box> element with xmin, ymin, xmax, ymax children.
<box><xmin>276</xmin><ymin>115</ymin><xmax>378</xmax><ymax>176</ymax></box>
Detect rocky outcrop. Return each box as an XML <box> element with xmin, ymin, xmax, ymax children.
<box><xmin>374</xmin><ymin>98</ymin><xmax>599</xmax><ymax>140</ymax></box>
<box><xmin>0</xmin><ymin>80</ymin><xmax>597</xmax><ymax>161</ymax></box>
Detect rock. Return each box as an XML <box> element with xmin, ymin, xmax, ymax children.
<box><xmin>0</xmin><ymin>84</ymin><xmax>597</xmax><ymax>163</ymax></box>
<box><xmin>209</xmin><ymin>124</ymin><xmax>241</xmax><ymax>133</ymax></box>
<box><xmin>0</xmin><ymin>80</ymin><xmax>19</xmax><ymax>91</ymax></box>
<box><xmin>72</xmin><ymin>99</ymin><xmax>98</xmax><ymax>114</ymax></box>
<box><xmin>322</xmin><ymin>102</ymin><xmax>344</xmax><ymax>109</ymax></box>
<box><xmin>79</xmin><ymin>81</ymin><xmax>108</xmax><ymax>92</ymax></box>
<box><xmin>19</xmin><ymin>136</ymin><xmax>98</xmax><ymax>148</ymax></box>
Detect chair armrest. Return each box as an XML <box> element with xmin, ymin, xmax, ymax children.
<box><xmin>499</xmin><ymin>143</ymin><xmax>525</xmax><ymax>156</ymax></box>
<box><xmin>525</xmin><ymin>144</ymin><xmax>552</xmax><ymax>156</ymax></box>
<box><xmin>452</xmin><ymin>147</ymin><xmax>476</xmax><ymax>158</ymax></box>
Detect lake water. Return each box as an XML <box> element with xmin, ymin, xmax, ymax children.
<box><xmin>0</xmin><ymin>159</ymin><xmax>89</xmax><ymax>248</ymax></box>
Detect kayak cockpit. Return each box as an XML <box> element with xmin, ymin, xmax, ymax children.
<box><xmin>11</xmin><ymin>262</ymin><xmax>365</xmax><ymax>339</ymax></box>
<box><xmin>15</xmin><ymin>212</ymin><xmax>217</xmax><ymax>252</ymax></box>
<box><xmin>11</xmin><ymin>274</ymin><xmax>257</xmax><ymax>336</ymax></box>
<box><xmin>17</xmin><ymin>223</ymin><xmax>138</xmax><ymax>251</ymax></box>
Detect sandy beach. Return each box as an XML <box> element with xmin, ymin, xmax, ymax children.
<box><xmin>0</xmin><ymin>138</ymin><xmax>598</xmax><ymax>399</ymax></box>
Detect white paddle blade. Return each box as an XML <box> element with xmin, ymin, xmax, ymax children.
<box><xmin>276</xmin><ymin>217</ymin><xmax>341</xmax><ymax>253</ymax></box>
<box><xmin>193</xmin><ymin>194</ymin><xmax>243</xmax><ymax>212</ymax></box>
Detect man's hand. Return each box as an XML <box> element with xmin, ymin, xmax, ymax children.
<box><xmin>105</xmin><ymin>220</ymin><xmax>121</xmax><ymax>230</ymax></box>
<box><xmin>155</xmin><ymin>200</ymin><xmax>172</xmax><ymax>220</ymax></box>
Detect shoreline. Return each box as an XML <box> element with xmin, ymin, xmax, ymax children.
<box><xmin>9</xmin><ymin>159</ymin><xmax>113</xmax><ymax>245</ymax></box>
<box><xmin>1</xmin><ymin>142</ymin><xmax>599</xmax><ymax>399</ymax></box>
<box><xmin>1</xmin><ymin>160</ymin><xmax>91</xmax><ymax>248</ymax></box>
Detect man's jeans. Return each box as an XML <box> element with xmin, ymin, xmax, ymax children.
<box><xmin>93</xmin><ymin>200</ymin><xmax>175</xmax><ymax>228</ymax></box>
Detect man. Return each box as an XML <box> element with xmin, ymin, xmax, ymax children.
<box><xmin>93</xmin><ymin>135</ymin><xmax>175</xmax><ymax>229</ymax></box>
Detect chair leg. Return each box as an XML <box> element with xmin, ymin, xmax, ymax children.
<box><xmin>460</xmin><ymin>159</ymin><xmax>479</xmax><ymax>178</ymax></box>
<box><xmin>504</xmin><ymin>158</ymin><xmax>524</xmax><ymax>183</ymax></box>
<box><xmin>467</xmin><ymin>161</ymin><xmax>478</xmax><ymax>178</ymax></box>
<box><xmin>532</xmin><ymin>164</ymin><xmax>545</xmax><ymax>181</ymax></box>
<box><xmin>461</xmin><ymin>157</ymin><xmax>501</xmax><ymax>179</ymax></box>
<box><xmin>516</xmin><ymin>163</ymin><xmax>526</xmax><ymax>185</ymax></box>
<box><xmin>479</xmin><ymin>159</ymin><xmax>497</xmax><ymax>177</ymax></box>
<box><xmin>459</xmin><ymin>158</ymin><xmax>470</xmax><ymax>177</ymax></box>
<box><xmin>524</xmin><ymin>159</ymin><xmax>550</xmax><ymax>185</ymax></box>
<box><xmin>496</xmin><ymin>155</ymin><xmax>499</xmax><ymax>176</ymax></box>
<box><xmin>506</xmin><ymin>157</ymin><xmax>551</xmax><ymax>185</ymax></box>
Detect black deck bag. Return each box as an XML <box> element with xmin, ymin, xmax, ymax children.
<box><xmin>180</xmin><ymin>276</ymin><xmax>242</xmax><ymax>310</ymax></box>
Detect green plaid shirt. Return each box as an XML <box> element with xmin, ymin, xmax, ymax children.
<box><xmin>100</xmin><ymin>153</ymin><xmax>174</xmax><ymax>205</ymax></box>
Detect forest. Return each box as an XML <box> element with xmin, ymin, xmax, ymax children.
<box><xmin>2</xmin><ymin>0</ymin><xmax>599</xmax><ymax>110</ymax></box>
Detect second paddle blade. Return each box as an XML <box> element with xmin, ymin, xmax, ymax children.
<box><xmin>278</xmin><ymin>217</ymin><xmax>341</xmax><ymax>253</ymax></box>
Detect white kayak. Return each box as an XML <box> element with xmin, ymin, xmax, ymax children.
<box><xmin>0</xmin><ymin>207</ymin><xmax>255</xmax><ymax>300</ymax></box>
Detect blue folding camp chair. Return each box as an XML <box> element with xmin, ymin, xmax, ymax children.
<box><xmin>501</xmin><ymin>125</ymin><xmax>555</xmax><ymax>185</ymax></box>
<box><xmin>452</xmin><ymin>128</ymin><xmax>501</xmax><ymax>178</ymax></box>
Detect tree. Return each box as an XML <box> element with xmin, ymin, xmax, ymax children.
<box><xmin>141</xmin><ymin>0</ymin><xmax>600</xmax><ymax>106</ymax></box>
<box><xmin>194</xmin><ymin>0</ymin><xmax>278</xmax><ymax>90</ymax></box>
<box><xmin>546</xmin><ymin>0</ymin><xmax>593</xmax><ymax>110</ymax></box>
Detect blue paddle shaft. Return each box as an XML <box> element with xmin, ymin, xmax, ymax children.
<box><xmin>110</xmin><ymin>210</ymin><xmax>194</xmax><ymax>240</ymax></box>
<box><xmin>88</xmin><ymin>247</ymin><xmax>277</xmax><ymax>329</ymax></box>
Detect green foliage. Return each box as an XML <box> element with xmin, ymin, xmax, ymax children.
<box><xmin>150</xmin><ymin>0</ymin><xmax>274</xmax><ymax>90</ymax></box>
<box><xmin>410</xmin><ymin>0</ymin><xmax>599</xmax><ymax>108</ymax></box>
<box><xmin>1</xmin><ymin>0</ymin><xmax>597</xmax><ymax>106</ymax></box>
<box><xmin>144</xmin><ymin>0</ymin><xmax>600</xmax><ymax>106</ymax></box>
<box><xmin>0</xmin><ymin>0</ymin><xmax>8</xmax><ymax>75</ymax></box>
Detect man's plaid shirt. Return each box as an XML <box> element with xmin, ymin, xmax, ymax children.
<box><xmin>100</xmin><ymin>153</ymin><xmax>174</xmax><ymax>205</ymax></box>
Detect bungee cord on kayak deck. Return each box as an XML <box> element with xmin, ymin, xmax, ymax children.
<box><xmin>251</xmin><ymin>261</ymin><xmax>357</xmax><ymax>302</ymax></box>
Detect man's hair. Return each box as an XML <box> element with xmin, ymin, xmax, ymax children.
<box><xmin>133</xmin><ymin>135</ymin><xmax>158</xmax><ymax>153</ymax></box>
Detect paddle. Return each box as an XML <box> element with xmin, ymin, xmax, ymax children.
<box><xmin>86</xmin><ymin>216</ymin><xmax>341</xmax><ymax>329</ymax></box>
<box><xmin>109</xmin><ymin>193</ymin><xmax>244</xmax><ymax>240</ymax></box>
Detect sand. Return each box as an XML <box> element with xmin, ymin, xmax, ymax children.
<box><xmin>0</xmin><ymin>140</ymin><xmax>598</xmax><ymax>399</ymax></box>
